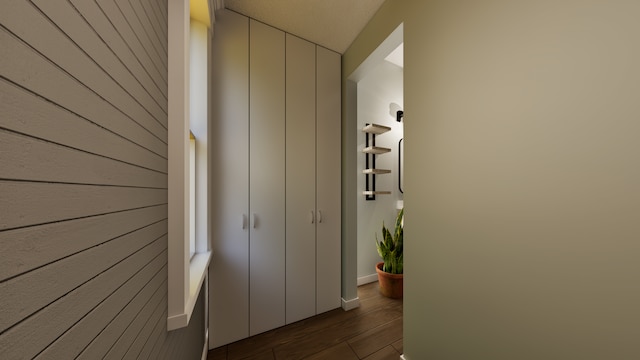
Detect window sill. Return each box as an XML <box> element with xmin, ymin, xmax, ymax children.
<box><xmin>167</xmin><ymin>251</ymin><xmax>212</xmax><ymax>331</ymax></box>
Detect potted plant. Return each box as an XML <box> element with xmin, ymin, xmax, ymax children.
<box><xmin>375</xmin><ymin>208</ymin><xmax>404</xmax><ymax>299</ymax></box>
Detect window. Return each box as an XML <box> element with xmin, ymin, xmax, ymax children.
<box><xmin>167</xmin><ymin>0</ymin><xmax>212</xmax><ymax>331</ymax></box>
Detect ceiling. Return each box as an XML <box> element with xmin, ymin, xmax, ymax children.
<box><xmin>224</xmin><ymin>0</ymin><xmax>386</xmax><ymax>54</ymax></box>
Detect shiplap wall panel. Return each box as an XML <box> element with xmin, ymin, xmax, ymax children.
<box><xmin>0</xmin><ymin>220</ymin><xmax>167</xmax><ymax>332</ymax></box>
<box><xmin>155</xmin><ymin>324</ymin><xmax>177</xmax><ymax>360</ymax></box>
<box><xmin>97</xmin><ymin>0</ymin><xmax>168</xmax><ymax>86</ymax></box>
<box><xmin>114</xmin><ymin>0</ymin><xmax>168</xmax><ymax>71</ymax></box>
<box><xmin>76</xmin><ymin>276</ymin><xmax>166</xmax><ymax>360</ymax></box>
<box><xmin>33</xmin><ymin>0</ymin><xmax>168</xmax><ymax>124</ymax></box>
<box><xmin>138</xmin><ymin>307</ymin><xmax>169</xmax><ymax>360</ymax></box>
<box><xmin>157</xmin><ymin>0</ymin><xmax>168</xmax><ymax>30</ymax></box>
<box><xmin>147</xmin><ymin>321</ymin><xmax>169</xmax><ymax>360</ymax></box>
<box><xmin>0</xmin><ymin>181</ymin><xmax>166</xmax><ymax>230</ymax></box>
<box><xmin>0</xmin><ymin>205</ymin><xmax>167</xmax><ymax>282</ymax></box>
<box><xmin>0</xmin><ymin>130</ymin><xmax>166</xmax><ymax>188</ymax></box>
<box><xmin>0</xmin><ymin>79</ymin><xmax>167</xmax><ymax>173</ymax></box>
<box><xmin>0</xmin><ymin>236</ymin><xmax>166</xmax><ymax>360</ymax></box>
<box><xmin>151</xmin><ymin>301</ymin><xmax>187</xmax><ymax>360</ymax></box>
<box><xmin>128</xmin><ymin>0</ymin><xmax>168</xmax><ymax>55</ymax></box>
<box><xmin>0</xmin><ymin>28</ymin><xmax>168</xmax><ymax>158</ymax></box>
<box><xmin>0</xmin><ymin>0</ymin><xmax>205</xmax><ymax>357</ymax></box>
<box><xmin>1</xmin><ymin>1</ymin><xmax>168</xmax><ymax>144</ymax></box>
<box><xmin>69</xmin><ymin>0</ymin><xmax>168</xmax><ymax>105</ymax></box>
<box><xmin>104</xmin><ymin>292</ymin><xmax>167</xmax><ymax>360</ymax></box>
<box><xmin>141</xmin><ymin>0</ymin><xmax>168</xmax><ymax>44</ymax></box>
<box><xmin>151</xmin><ymin>288</ymin><xmax>205</xmax><ymax>360</ymax></box>
<box><xmin>35</xmin><ymin>260</ymin><xmax>167</xmax><ymax>360</ymax></box>
<box><xmin>172</xmin><ymin>286</ymin><xmax>206</xmax><ymax>360</ymax></box>
<box><xmin>143</xmin><ymin>0</ymin><xmax>168</xmax><ymax>47</ymax></box>
<box><xmin>120</xmin><ymin>294</ymin><xmax>167</xmax><ymax>360</ymax></box>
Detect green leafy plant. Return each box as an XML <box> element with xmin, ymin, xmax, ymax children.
<box><xmin>375</xmin><ymin>208</ymin><xmax>404</xmax><ymax>274</ymax></box>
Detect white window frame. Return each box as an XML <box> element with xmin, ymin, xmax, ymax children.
<box><xmin>189</xmin><ymin>132</ymin><xmax>196</xmax><ymax>260</ymax></box>
<box><xmin>167</xmin><ymin>0</ymin><xmax>212</xmax><ymax>331</ymax></box>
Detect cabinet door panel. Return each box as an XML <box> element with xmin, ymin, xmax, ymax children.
<box><xmin>209</xmin><ymin>10</ymin><xmax>250</xmax><ymax>348</ymax></box>
<box><xmin>316</xmin><ymin>46</ymin><xmax>342</xmax><ymax>314</ymax></box>
<box><xmin>285</xmin><ymin>34</ymin><xmax>317</xmax><ymax>324</ymax></box>
<box><xmin>249</xmin><ymin>19</ymin><xmax>286</xmax><ymax>336</ymax></box>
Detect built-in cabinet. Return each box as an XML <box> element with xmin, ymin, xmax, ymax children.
<box><xmin>209</xmin><ymin>10</ymin><xmax>249</xmax><ymax>348</ymax></box>
<box><xmin>314</xmin><ymin>40</ymin><xmax>342</xmax><ymax>316</ymax></box>
<box><xmin>249</xmin><ymin>19</ymin><xmax>287</xmax><ymax>336</ymax></box>
<box><xmin>286</xmin><ymin>34</ymin><xmax>342</xmax><ymax>325</ymax></box>
<box><xmin>209</xmin><ymin>10</ymin><xmax>341</xmax><ymax>349</ymax></box>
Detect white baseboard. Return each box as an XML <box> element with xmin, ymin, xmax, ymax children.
<box><xmin>341</xmin><ymin>296</ymin><xmax>360</xmax><ymax>311</ymax></box>
<box><xmin>400</xmin><ymin>354</ymin><xmax>408</xmax><ymax>360</ymax></box>
<box><xmin>357</xmin><ymin>273</ymin><xmax>378</xmax><ymax>286</ymax></box>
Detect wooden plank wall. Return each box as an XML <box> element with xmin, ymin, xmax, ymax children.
<box><xmin>0</xmin><ymin>0</ymin><xmax>205</xmax><ymax>359</ymax></box>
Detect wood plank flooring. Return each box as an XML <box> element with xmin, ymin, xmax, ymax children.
<box><xmin>207</xmin><ymin>282</ymin><xmax>403</xmax><ymax>360</ymax></box>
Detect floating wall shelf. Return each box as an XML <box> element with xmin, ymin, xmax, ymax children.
<box><xmin>362</xmin><ymin>146</ymin><xmax>391</xmax><ymax>154</ymax></box>
<box><xmin>362</xmin><ymin>123</ymin><xmax>391</xmax><ymax>200</ymax></box>
<box><xmin>362</xmin><ymin>123</ymin><xmax>391</xmax><ymax>134</ymax></box>
<box><xmin>362</xmin><ymin>190</ymin><xmax>392</xmax><ymax>196</ymax></box>
<box><xmin>362</xmin><ymin>168</ymin><xmax>391</xmax><ymax>174</ymax></box>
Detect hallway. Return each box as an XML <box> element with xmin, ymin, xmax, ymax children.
<box><xmin>208</xmin><ymin>282</ymin><xmax>403</xmax><ymax>359</ymax></box>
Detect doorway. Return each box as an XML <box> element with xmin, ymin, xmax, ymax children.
<box><xmin>343</xmin><ymin>23</ymin><xmax>404</xmax><ymax>305</ymax></box>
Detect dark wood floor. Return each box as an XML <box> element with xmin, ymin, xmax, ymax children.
<box><xmin>207</xmin><ymin>282</ymin><xmax>403</xmax><ymax>360</ymax></box>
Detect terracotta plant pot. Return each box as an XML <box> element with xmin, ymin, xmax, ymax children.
<box><xmin>375</xmin><ymin>262</ymin><xmax>403</xmax><ymax>299</ymax></box>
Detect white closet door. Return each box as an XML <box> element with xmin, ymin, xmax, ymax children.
<box><xmin>315</xmin><ymin>46</ymin><xmax>342</xmax><ymax>314</ymax></box>
<box><xmin>285</xmin><ymin>34</ymin><xmax>317</xmax><ymax>324</ymax></box>
<box><xmin>249</xmin><ymin>19</ymin><xmax>286</xmax><ymax>336</ymax></box>
<box><xmin>209</xmin><ymin>10</ymin><xmax>250</xmax><ymax>348</ymax></box>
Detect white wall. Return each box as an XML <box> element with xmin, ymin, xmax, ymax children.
<box><xmin>356</xmin><ymin>61</ymin><xmax>404</xmax><ymax>282</ymax></box>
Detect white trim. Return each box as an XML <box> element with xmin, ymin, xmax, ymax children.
<box><xmin>357</xmin><ymin>274</ymin><xmax>378</xmax><ymax>286</ymax></box>
<box><xmin>167</xmin><ymin>0</ymin><xmax>191</xmax><ymax>331</ymax></box>
<box><xmin>341</xmin><ymin>297</ymin><xmax>360</xmax><ymax>311</ymax></box>
<box><xmin>400</xmin><ymin>355</ymin><xmax>408</xmax><ymax>360</ymax></box>
<box><xmin>189</xmin><ymin>134</ymin><xmax>196</xmax><ymax>259</ymax></box>
<box><xmin>167</xmin><ymin>0</ymin><xmax>212</xmax><ymax>331</ymax></box>
<box><xmin>167</xmin><ymin>251</ymin><xmax>212</xmax><ymax>330</ymax></box>
<box><xmin>189</xmin><ymin>20</ymin><xmax>210</xmax><ymax>256</ymax></box>
<box><xmin>201</xmin><ymin>329</ymin><xmax>209</xmax><ymax>360</ymax></box>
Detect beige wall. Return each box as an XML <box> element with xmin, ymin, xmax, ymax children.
<box><xmin>344</xmin><ymin>0</ymin><xmax>640</xmax><ymax>358</ymax></box>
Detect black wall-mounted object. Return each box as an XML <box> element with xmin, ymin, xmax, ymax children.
<box><xmin>396</xmin><ymin>110</ymin><xmax>404</xmax><ymax>122</ymax></box>
<box><xmin>398</xmin><ymin>138</ymin><xmax>404</xmax><ymax>194</ymax></box>
<box><xmin>364</xmin><ymin>125</ymin><xmax>377</xmax><ymax>201</ymax></box>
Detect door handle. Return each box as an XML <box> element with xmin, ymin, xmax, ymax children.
<box><xmin>318</xmin><ymin>210</ymin><xmax>323</xmax><ymax>223</ymax></box>
<box><xmin>252</xmin><ymin>213</ymin><xmax>257</xmax><ymax>228</ymax></box>
<box><xmin>310</xmin><ymin>211</ymin><xmax>315</xmax><ymax>224</ymax></box>
<box><xmin>241</xmin><ymin>214</ymin><xmax>247</xmax><ymax>229</ymax></box>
